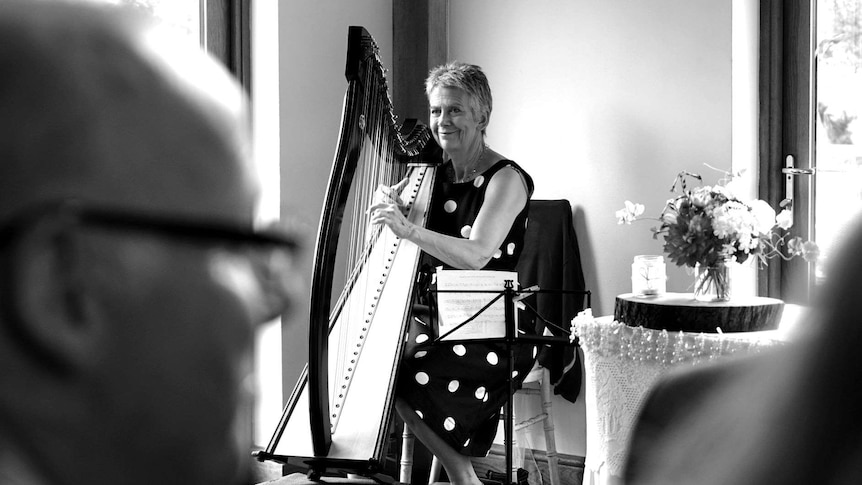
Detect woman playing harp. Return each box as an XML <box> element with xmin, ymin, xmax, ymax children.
<box><xmin>370</xmin><ymin>62</ymin><xmax>535</xmax><ymax>485</ymax></box>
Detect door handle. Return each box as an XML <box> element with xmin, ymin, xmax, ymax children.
<box><xmin>781</xmin><ymin>155</ymin><xmax>815</xmax><ymax>209</ymax></box>
<box><xmin>781</xmin><ymin>167</ymin><xmax>816</xmax><ymax>175</ymax></box>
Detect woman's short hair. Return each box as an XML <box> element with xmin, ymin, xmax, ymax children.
<box><xmin>425</xmin><ymin>62</ymin><xmax>492</xmax><ymax>133</ymax></box>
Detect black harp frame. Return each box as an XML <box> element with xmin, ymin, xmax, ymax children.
<box><xmin>256</xmin><ymin>26</ymin><xmax>437</xmax><ymax>479</ymax></box>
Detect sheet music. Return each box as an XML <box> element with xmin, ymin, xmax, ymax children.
<box><xmin>436</xmin><ymin>268</ymin><xmax>518</xmax><ymax>340</ymax></box>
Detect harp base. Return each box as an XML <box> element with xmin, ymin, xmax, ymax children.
<box><xmin>252</xmin><ymin>451</ymin><xmax>395</xmax><ymax>484</ymax></box>
<box><xmin>258</xmin><ymin>473</ymin><xmax>387</xmax><ymax>484</ymax></box>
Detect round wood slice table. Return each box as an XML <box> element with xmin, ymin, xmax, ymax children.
<box><xmin>614</xmin><ymin>292</ymin><xmax>784</xmax><ymax>333</ymax></box>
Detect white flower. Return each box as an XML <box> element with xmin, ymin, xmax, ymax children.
<box><xmin>749</xmin><ymin>199</ymin><xmax>777</xmax><ymax>235</ymax></box>
<box><xmin>570</xmin><ymin>308</ymin><xmax>594</xmax><ymax>342</ymax></box>
<box><xmin>615</xmin><ymin>200</ymin><xmax>644</xmax><ymax>224</ymax></box>
<box><xmin>721</xmin><ymin>178</ymin><xmax>743</xmax><ymax>198</ymax></box>
<box><xmin>690</xmin><ymin>186</ymin><xmax>712</xmax><ymax>207</ymax></box>
<box><xmin>776</xmin><ymin>209</ymin><xmax>793</xmax><ymax>230</ymax></box>
<box><xmin>712</xmin><ymin>201</ymin><xmax>752</xmax><ymax>238</ymax></box>
<box><xmin>738</xmin><ymin>231</ymin><xmax>757</xmax><ymax>251</ymax></box>
<box><xmin>661</xmin><ymin>211</ymin><xmax>678</xmax><ymax>226</ymax></box>
<box><xmin>720</xmin><ymin>243</ymin><xmax>737</xmax><ymax>259</ymax></box>
<box><xmin>712</xmin><ymin>183</ymin><xmax>734</xmax><ymax>199</ymax></box>
<box><xmin>801</xmin><ymin>240</ymin><xmax>820</xmax><ymax>262</ymax></box>
<box><xmin>788</xmin><ymin>237</ymin><xmax>820</xmax><ymax>262</ymax></box>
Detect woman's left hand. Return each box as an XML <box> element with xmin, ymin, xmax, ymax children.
<box><xmin>369</xmin><ymin>201</ymin><xmax>415</xmax><ymax>239</ymax></box>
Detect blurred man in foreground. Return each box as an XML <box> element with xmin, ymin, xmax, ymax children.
<box><xmin>0</xmin><ymin>1</ymin><xmax>295</xmax><ymax>484</ymax></box>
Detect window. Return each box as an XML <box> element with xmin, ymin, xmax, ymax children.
<box><xmin>761</xmin><ymin>0</ymin><xmax>862</xmax><ymax>303</ymax></box>
<box><xmin>813</xmin><ymin>1</ymin><xmax>862</xmax><ymax>283</ymax></box>
<box><xmin>82</xmin><ymin>0</ymin><xmax>200</xmax><ymax>44</ymax></box>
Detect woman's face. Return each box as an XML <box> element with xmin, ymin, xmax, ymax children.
<box><xmin>428</xmin><ymin>86</ymin><xmax>485</xmax><ymax>157</ymax></box>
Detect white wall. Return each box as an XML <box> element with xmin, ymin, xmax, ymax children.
<box><xmin>447</xmin><ymin>0</ymin><xmax>735</xmax><ymax>457</ymax></box>
<box><xmin>273</xmin><ymin>0</ymin><xmax>753</xmax><ymax>463</ymax></box>
<box><xmin>449</xmin><ymin>0</ymin><xmax>733</xmax><ymax>317</ymax></box>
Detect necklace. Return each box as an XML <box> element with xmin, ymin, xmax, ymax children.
<box><xmin>456</xmin><ymin>143</ymin><xmax>488</xmax><ymax>183</ymax></box>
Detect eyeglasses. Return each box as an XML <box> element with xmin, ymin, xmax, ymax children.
<box><xmin>0</xmin><ymin>199</ymin><xmax>300</xmax><ymax>323</ymax></box>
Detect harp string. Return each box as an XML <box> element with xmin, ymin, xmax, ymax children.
<box><xmin>329</xmin><ymin>56</ymin><xmax>411</xmax><ymax>422</ymax></box>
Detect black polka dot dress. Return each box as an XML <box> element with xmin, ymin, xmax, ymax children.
<box><xmin>397</xmin><ymin>159</ymin><xmax>536</xmax><ymax>457</ymax></box>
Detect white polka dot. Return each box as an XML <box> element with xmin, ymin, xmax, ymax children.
<box><xmin>443</xmin><ymin>200</ymin><xmax>458</xmax><ymax>213</ymax></box>
<box><xmin>414</xmin><ymin>351</ymin><xmax>427</xmax><ymax>358</ymax></box>
<box><xmin>415</xmin><ymin>372</ymin><xmax>429</xmax><ymax>385</ymax></box>
<box><xmin>473</xmin><ymin>175</ymin><xmax>485</xmax><ymax>188</ymax></box>
<box><xmin>444</xmin><ymin>417</ymin><xmax>456</xmax><ymax>431</ymax></box>
<box><xmin>416</xmin><ymin>334</ymin><xmax>429</xmax><ymax>344</ymax></box>
<box><xmin>416</xmin><ymin>410</ymin><xmax>424</xmax><ymax>419</ymax></box>
<box><xmin>452</xmin><ymin>344</ymin><xmax>467</xmax><ymax>357</ymax></box>
<box><xmin>532</xmin><ymin>346</ymin><xmax>538</xmax><ymax>359</ymax></box>
<box><xmin>448</xmin><ymin>380</ymin><xmax>460</xmax><ymax>392</ymax></box>
<box><xmin>460</xmin><ymin>225</ymin><xmax>472</xmax><ymax>238</ymax></box>
<box><xmin>474</xmin><ymin>387</ymin><xmax>486</xmax><ymax>400</ymax></box>
<box><xmin>463</xmin><ymin>439</ymin><xmax>471</xmax><ymax>447</ymax></box>
<box><xmin>512</xmin><ymin>370</ymin><xmax>519</xmax><ymax>378</ymax></box>
<box><xmin>483</xmin><ymin>394</ymin><xmax>489</xmax><ymax>403</ymax></box>
<box><xmin>492</xmin><ymin>249</ymin><xmax>502</xmax><ymax>259</ymax></box>
<box><xmin>486</xmin><ymin>352</ymin><xmax>499</xmax><ymax>366</ymax></box>
<box><xmin>506</xmin><ymin>242</ymin><xmax>516</xmax><ymax>255</ymax></box>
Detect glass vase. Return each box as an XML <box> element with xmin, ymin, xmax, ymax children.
<box><xmin>693</xmin><ymin>261</ymin><xmax>732</xmax><ymax>302</ymax></box>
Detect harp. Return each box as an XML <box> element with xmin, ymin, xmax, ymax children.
<box><xmin>256</xmin><ymin>26</ymin><xmax>439</xmax><ymax>478</ymax></box>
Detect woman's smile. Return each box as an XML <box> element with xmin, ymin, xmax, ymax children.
<box><xmin>428</xmin><ymin>86</ymin><xmax>484</xmax><ymax>158</ymax></box>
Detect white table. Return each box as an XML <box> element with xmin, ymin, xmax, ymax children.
<box><xmin>573</xmin><ymin>312</ymin><xmax>790</xmax><ymax>485</ymax></box>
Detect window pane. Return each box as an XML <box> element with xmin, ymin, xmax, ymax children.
<box><xmin>81</xmin><ymin>0</ymin><xmax>200</xmax><ymax>48</ymax></box>
<box><xmin>814</xmin><ymin>0</ymin><xmax>862</xmax><ymax>282</ymax></box>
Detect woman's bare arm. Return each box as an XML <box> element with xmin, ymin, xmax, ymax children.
<box><xmin>369</xmin><ymin>166</ymin><xmax>528</xmax><ymax>269</ymax></box>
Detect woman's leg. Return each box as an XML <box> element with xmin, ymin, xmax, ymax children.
<box><xmin>395</xmin><ymin>398</ymin><xmax>482</xmax><ymax>485</ymax></box>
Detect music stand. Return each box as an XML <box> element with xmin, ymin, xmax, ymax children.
<box><xmin>428</xmin><ymin>282</ymin><xmax>589</xmax><ymax>485</ymax></box>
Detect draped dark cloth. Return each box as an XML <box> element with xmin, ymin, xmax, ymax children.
<box><xmin>515</xmin><ymin>199</ymin><xmax>587</xmax><ymax>402</ymax></box>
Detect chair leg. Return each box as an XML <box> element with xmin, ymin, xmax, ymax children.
<box><xmin>540</xmin><ymin>368</ymin><xmax>561</xmax><ymax>485</ymax></box>
<box><xmin>510</xmin><ymin>413</ymin><xmax>520</xmax><ymax>484</ymax></box>
<box><xmin>400</xmin><ymin>424</ymin><xmax>415</xmax><ymax>484</ymax></box>
<box><xmin>428</xmin><ymin>455</ymin><xmax>442</xmax><ymax>484</ymax></box>
<box><xmin>506</xmin><ymin>398</ymin><xmax>526</xmax><ymax>484</ymax></box>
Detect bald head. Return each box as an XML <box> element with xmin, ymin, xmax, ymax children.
<box><xmin>0</xmin><ymin>0</ymin><xmax>255</xmax><ymax>220</ymax></box>
<box><xmin>0</xmin><ymin>3</ymin><xmax>266</xmax><ymax>484</ymax></box>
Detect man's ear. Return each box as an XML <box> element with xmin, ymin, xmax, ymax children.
<box><xmin>9</xmin><ymin>229</ymin><xmax>102</xmax><ymax>373</ymax></box>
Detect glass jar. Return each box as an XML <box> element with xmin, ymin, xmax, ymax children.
<box><xmin>631</xmin><ymin>255</ymin><xmax>667</xmax><ymax>296</ymax></box>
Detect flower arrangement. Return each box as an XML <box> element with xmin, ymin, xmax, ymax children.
<box><xmin>616</xmin><ymin>169</ymin><xmax>819</xmax><ymax>300</ymax></box>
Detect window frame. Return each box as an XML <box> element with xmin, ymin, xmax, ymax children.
<box><xmin>758</xmin><ymin>0</ymin><xmax>816</xmax><ymax>303</ymax></box>
<box><xmin>202</xmin><ymin>0</ymin><xmax>251</xmax><ymax>95</ymax></box>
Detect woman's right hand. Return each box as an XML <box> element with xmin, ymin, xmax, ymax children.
<box><xmin>369</xmin><ymin>180</ymin><xmax>416</xmax><ymax>239</ymax></box>
<box><xmin>372</xmin><ymin>183</ymin><xmax>404</xmax><ymax>206</ymax></box>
